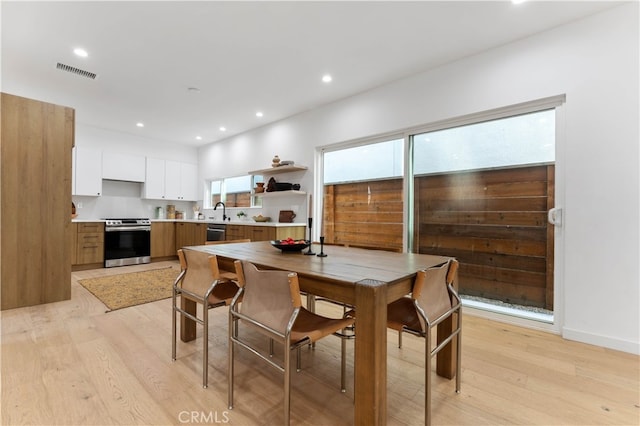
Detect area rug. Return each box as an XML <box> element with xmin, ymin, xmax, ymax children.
<box><xmin>78</xmin><ymin>267</ymin><xmax>180</xmax><ymax>312</ymax></box>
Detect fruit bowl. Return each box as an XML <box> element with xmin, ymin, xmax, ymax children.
<box><xmin>270</xmin><ymin>239</ymin><xmax>310</xmax><ymax>252</ymax></box>
<box><xmin>252</xmin><ymin>216</ymin><xmax>271</xmax><ymax>222</ymax></box>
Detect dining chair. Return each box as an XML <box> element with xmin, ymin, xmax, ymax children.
<box><xmin>386</xmin><ymin>259</ymin><xmax>462</xmax><ymax>426</ymax></box>
<box><xmin>204</xmin><ymin>239</ymin><xmax>251</xmax><ymax>282</ymax></box>
<box><xmin>228</xmin><ymin>260</ymin><xmax>355</xmax><ymax>425</ymax></box>
<box><xmin>172</xmin><ymin>248</ymin><xmax>241</xmax><ymax>388</ymax></box>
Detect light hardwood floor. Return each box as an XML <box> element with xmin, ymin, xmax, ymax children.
<box><xmin>1</xmin><ymin>261</ymin><xmax>638</xmax><ymax>425</ymax></box>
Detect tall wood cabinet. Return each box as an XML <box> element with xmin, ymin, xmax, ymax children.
<box><xmin>1</xmin><ymin>93</ymin><xmax>74</xmax><ymax>310</ymax></box>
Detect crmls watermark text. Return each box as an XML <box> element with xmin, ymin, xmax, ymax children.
<box><xmin>178</xmin><ymin>410</ymin><xmax>230</xmax><ymax>424</ymax></box>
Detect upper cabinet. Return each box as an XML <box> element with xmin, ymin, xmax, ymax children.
<box><xmin>73</xmin><ymin>146</ymin><xmax>102</xmax><ymax>196</ymax></box>
<box><xmin>143</xmin><ymin>158</ymin><xmax>198</xmax><ymax>201</ymax></box>
<box><xmin>165</xmin><ymin>160</ymin><xmax>198</xmax><ymax>200</ymax></box>
<box><xmin>102</xmin><ymin>152</ymin><xmax>145</xmax><ymax>182</ymax></box>
<box><xmin>143</xmin><ymin>157</ymin><xmax>166</xmax><ymax>199</ymax></box>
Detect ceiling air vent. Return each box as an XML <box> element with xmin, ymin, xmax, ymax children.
<box><xmin>56</xmin><ymin>62</ymin><xmax>97</xmax><ymax>80</ymax></box>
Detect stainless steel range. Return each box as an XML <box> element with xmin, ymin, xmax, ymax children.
<box><xmin>103</xmin><ymin>218</ymin><xmax>151</xmax><ymax>268</ymax></box>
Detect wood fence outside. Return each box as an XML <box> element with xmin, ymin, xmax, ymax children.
<box><xmin>323</xmin><ymin>179</ymin><xmax>404</xmax><ymax>251</ymax></box>
<box><xmin>323</xmin><ymin>164</ymin><xmax>555</xmax><ymax>310</ymax></box>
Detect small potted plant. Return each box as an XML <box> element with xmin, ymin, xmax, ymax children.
<box><xmin>236</xmin><ymin>211</ymin><xmax>246</xmax><ymax>221</ymax></box>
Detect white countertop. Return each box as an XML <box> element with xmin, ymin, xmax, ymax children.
<box><xmin>72</xmin><ymin>218</ymin><xmax>304</xmax><ymax>227</ymax></box>
<box><xmin>152</xmin><ymin>219</ymin><xmax>305</xmax><ymax>227</ymax></box>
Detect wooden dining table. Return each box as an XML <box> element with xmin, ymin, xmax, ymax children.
<box><xmin>183</xmin><ymin>241</ymin><xmax>457</xmax><ymax>425</ymax></box>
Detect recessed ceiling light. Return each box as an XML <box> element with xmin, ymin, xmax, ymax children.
<box><xmin>136</xmin><ymin>122</ymin><xmax>144</xmax><ymax>128</ymax></box>
<box><xmin>196</xmin><ymin>136</ymin><xmax>202</xmax><ymax>140</ymax></box>
<box><xmin>187</xmin><ymin>87</ymin><xmax>200</xmax><ymax>93</ymax></box>
<box><xmin>256</xmin><ymin>111</ymin><xmax>264</xmax><ymax>118</ymax></box>
<box><xmin>219</xmin><ymin>126</ymin><xmax>226</xmax><ymax>132</ymax></box>
<box><xmin>322</xmin><ymin>74</ymin><xmax>332</xmax><ymax>83</ymax></box>
<box><xmin>512</xmin><ymin>0</ymin><xmax>527</xmax><ymax>4</ymax></box>
<box><xmin>73</xmin><ymin>48</ymin><xmax>88</xmax><ymax>58</ymax></box>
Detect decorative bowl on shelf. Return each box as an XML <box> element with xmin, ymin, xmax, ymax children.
<box><xmin>252</xmin><ymin>215</ymin><xmax>271</xmax><ymax>222</ymax></box>
<box><xmin>270</xmin><ymin>239</ymin><xmax>310</xmax><ymax>252</ymax></box>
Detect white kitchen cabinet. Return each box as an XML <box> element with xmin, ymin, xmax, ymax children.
<box><xmin>73</xmin><ymin>146</ymin><xmax>102</xmax><ymax>196</ymax></box>
<box><xmin>164</xmin><ymin>160</ymin><xmax>181</xmax><ymax>200</ymax></box>
<box><xmin>179</xmin><ymin>162</ymin><xmax>198</xmax><ymax>201</ymax></box>
<box><xmin>143</xmin><ymin>157</ymin><xmax>166</xmax><ymax>199</ymax></box>
<box><xmin>143</xmin><ymin>158</ymin><xmax>198</xmax><ymax>201</ymax></box>
<box><xmin>102</xmin><ymin>152</ymin><xmax>145</xmax><ymax>182</ymax></box>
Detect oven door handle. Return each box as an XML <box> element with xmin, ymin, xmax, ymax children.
<box><xmin>105</xmin><ymin>226</ymin><xmax>151</xmax><ymax>232</ymax></box>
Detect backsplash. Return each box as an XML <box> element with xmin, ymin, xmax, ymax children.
<box><xmin>73</xmin><ymin>180</ymin><xmax>196</xmax><ymax>219</ymax></box>
<box><xmin>72</xmin><ymin>180</ymin><xmax>307</xmax><ymax>222</ymax></box>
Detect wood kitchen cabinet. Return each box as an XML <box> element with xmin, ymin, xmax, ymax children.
<box><xmin>1</xmin><ymin>93</ymin><xmax>74</xmax><ymax>310</ymax></box>
<box><xmin>226</xmin><ymin>224</ymin><xmax>247</xmax><ymax>240</ymax></box>
<box><xmin>151</xmin><ymin>222</ymin><xmax>177</xmax><ymax>259</ymax></box>
<box><xmin>74</xmin><ymin>222</ymin><xmax>105</xmax><ymax>268</ymax></box>
<box><xmin>275</xmin><ymin>226</ymin><xmax>305</xmax><ymax>240</ymax></box>
<box><xmin>70</xmin><ymin>223</ymin><xmax>78</xmax><ymax>265</ymax></box>
<box><xmin>175</xmin><ymin>222</ymin><xmax>206</xmax><ymax>251</ymax></box>
<box><xmin>231</xmin><ymin>225</ymin><xmax>305</xmax><ymax>242</ymax></box>
<box><xmin>247</xmin><ymin>226</ymin><xmax>276</xmax><ymax>242</ymax></box>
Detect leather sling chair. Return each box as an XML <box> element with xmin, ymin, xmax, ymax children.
<box><xmin>386</xmin><ymin>259</ymin><xmax>462</xmax><ymax>426</ymax></box>
<box><xmin>172</xmin><ymin>248</ymin><xmax>240</xmax><ymax>388</ymax></box>
<box><xmin>228</xmin><ymin>260</ymin><xmax>355</xmax><ymax>425</ymax></box>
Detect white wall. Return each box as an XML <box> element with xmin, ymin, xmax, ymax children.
<box><xmin>198</xmin><ymin>4</ymin><xmax>639</xmax><ymax>354</ymax></box>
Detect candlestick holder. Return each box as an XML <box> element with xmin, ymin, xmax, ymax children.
<box><xmin>317</xmin><ymin>236</ymin><xmax>328</xmax><ymax>257</ymax></box>
<box><xmin>304</xmin><ymin>217</ymin><xmax>316</xmax><ymax>255</ymax></box>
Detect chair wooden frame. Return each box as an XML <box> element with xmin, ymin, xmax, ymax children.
<box><xmin>386</xmin><ymin>259</ymin><xmax>462</xmax><ymax>426</ymax></box>
<box><xmin>171</xmin><ymin>248</ymin><xmax>240</xmax><ymax>388</ymax></box>
<box><xmin>228</xmin><ymin>260</ymin><xmax>355</xmax><ymax>425</ymax></box>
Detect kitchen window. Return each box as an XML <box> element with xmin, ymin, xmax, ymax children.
<box><xmin>206</xmin><ymin>175</ymin><xmax>264</xmax><ymax>208</ymax></box>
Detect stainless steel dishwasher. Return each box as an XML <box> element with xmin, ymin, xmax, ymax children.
<box><xmin>206</xmin><ymin>223</ymin><xmax>226</xmax><ymax>242</ymax></box>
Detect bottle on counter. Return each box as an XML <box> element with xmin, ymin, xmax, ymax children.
<box><xmin>167</xmin><ymin>204</ymin><xmax>176</xmax><ymax>219</ymax></box>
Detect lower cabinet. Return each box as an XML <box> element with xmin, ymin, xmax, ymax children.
<box><xmin>248</xmin><ymin>226</ymin><xmax>275</xmax><ymax>242</ymax></box>
<box><xmin>74</xmin><ymin>222</ymin><xmax>105</xmax><ymax>266</ymax></box>
<box><xmin>70</xmin><ymin>223</ymin><xmax>78</xmax><ymax>265</ymax></box>
<box><xmin>226</xmin><ymin>224</ymin><xmax>247</xmax><ymax>240</ymax></box>
<box><xmin>151</xmin><ymin>222</ymin><xmax>176</xmax><ymax>258</ymax></box>
<box><xmin>228</xmin><ymin>225</ymin><xmax>305</xmax><ymax>242</ymax></box>
<box><xmin>175</xmin><ymin>222</ymin><xmax>207</xmax><ymax>252</ymax></box>
<box><xmin>275</xmin><ymin>226</ymin><xmax>305</xmax><ymax>240</ymax></box>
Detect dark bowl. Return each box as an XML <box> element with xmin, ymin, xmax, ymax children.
<box><xmin>270</xmin><ymin>240</ymin><xmax>311</xmax><ymax>252</ymax></box>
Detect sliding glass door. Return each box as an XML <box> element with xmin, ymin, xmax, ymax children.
<box><xmin>412</xmin><ymin>109</ymin><xmax>556</xmax><ymax>316</ymax></box>
<box><xmin>320</xmin><ymin>103</ymin><xmax>561</xmax><ymax>321</ymax></box>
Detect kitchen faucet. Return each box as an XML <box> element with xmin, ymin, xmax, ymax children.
<box><xmin>214</xmin><ymin>201</ymin><xmax>227</xmax><ymax>221</ymax></box>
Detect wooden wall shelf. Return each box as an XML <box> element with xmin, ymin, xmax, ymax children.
<box><xmin>254</xmin><ymin>190</ymin><xmax>307</xmax><ymax>198</ymax></box>
<box><xmin>248</xmin><ymin>165</ymin><xmax>308</xmax><ymax>175</ymax></box>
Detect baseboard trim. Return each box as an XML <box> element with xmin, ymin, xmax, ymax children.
<box><xmin>463</xmin><ymin>304</ymin><xmax>559</xmax><ymax>334</ymax></box>
<box><xmin>562</xmin><ymin>326</ymin><xmax>640</xmax><ymax>355</ymax></box>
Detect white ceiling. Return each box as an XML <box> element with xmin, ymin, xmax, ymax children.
<box><xmin>1</xmin><ymin>1</ymin><xmax>621</xmax><ymax>147</ymax></box>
